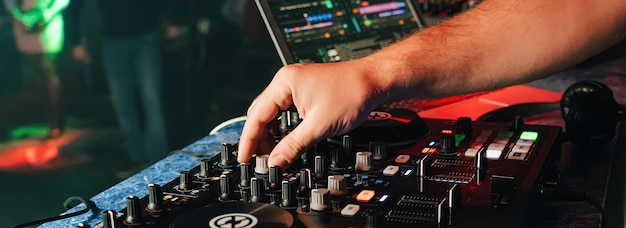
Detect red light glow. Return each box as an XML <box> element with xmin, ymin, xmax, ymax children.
<box><xmin>0</xmin><ymin>131</ymin><xmax>85</xmax><ymax>171</ymax></box>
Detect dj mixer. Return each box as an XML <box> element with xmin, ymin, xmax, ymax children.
<box><xmin>93</xmin><ymin>109</ymin><xmax>562</xmax><ymax>228</ymax></box>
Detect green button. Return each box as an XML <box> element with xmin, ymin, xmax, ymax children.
<box><xmin>519</xmin><ymin>131</ymin><xmax>539</xmax><ymax>141</ymax></box>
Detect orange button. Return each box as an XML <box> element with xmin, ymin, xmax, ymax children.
<box><xmin>356</xmin><ymin>190</ymin><xmax>376</xmax><ymax>203</ymax></box>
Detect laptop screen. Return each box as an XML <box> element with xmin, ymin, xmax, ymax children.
<box><xmin>256</xmin><ymin>0</ymin><xmax>425</xmax><ymax>65</ymax></box>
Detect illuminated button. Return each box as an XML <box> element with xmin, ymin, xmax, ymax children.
<box><xmin>486</xmin><ymin>149</ymin><xmax>502</xmax><ymax>159</ymax></box>
<box><xmin>427</xmin><ymin>148</ymin><xmax>437</xmax><ymax>154</ymax></box>
<box><xmin>520</xmin><ymin>131</ymin><xmax>539</xmax><ymax>141</ymax></box>
<box><xmin>516</xmin><ymin>139</ymin><xmax>534</xmax><ymax>146</ymax></box>
<box><xmin>481</xmin><ymin>130</ymin><xmax>492</xmax><ymax>136</ymax></box>
<box><xmin>464</xmin><ymin>148</ymin><xmax>479</xmax><ymax>157</ymax></box>
<box><xmin>421</xmin><ymin>147</ymin><xmax>430</xmax><ymax>153</ymax></box>
<box><xmin>507</xmin><ymin>152</ymin><xmax>527</xmax><ymax>161</ymax></box>
<box><xmin>356</xmin><ymin>190</ymin><xmax>376</xmax><ymax>203</ymax></box>
<box><xmin>511</xmin><ymin>145</ymin><xmax>531</xmax><ymax>153</ymax></box>
<box><xmin>382</xmin><ymin>165</ymin><xmax>400</xmax><ymax>176</ymax></box>
<box><xmin>341</xmin><ymin>204</ymin><xmax>360</xmax><ymax>217</ymax></box>
<box><xmin>395</xmin><ymin>155</ymin><xmax>411</xmax><ymax>164</ymax></box>
<box><xmin>487</xmin><ymin>143</ymin><xmax>506</xmax><ymax>151</ymax></box>
<box><xmin>470</xmin><ymin>142</ymin><xmax>484</xmax><ymax>149</ymax></box>
<box><xmin>475</xmin><ymin>136</ymin><xmax>489</xmax><ymax>143</ymax></box>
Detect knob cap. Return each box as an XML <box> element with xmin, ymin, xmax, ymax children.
<box><xmin>269</xmin><ymin>166</ymin><xmax>282</xmax><ymax>189</ymax></box>
<box><xmin>355</xmin><ymin>152</ymin><xmax>373</xmax><ymax>172</ymax></box>
<box><xmin>327</xmin><ymin>175</ymin><xmax>347</xmax><ymax>196</ymax></box>
<box><xmin>438</xmin><ymin>131</ymin><xmax>457</xmax><ymax>155</ymax></box>
<box><xmin>219</xmin><ymin>174</ymin><xmax>232</xmax><ymax>201</ymax></box>
<box><xmin>124</xmin><ymin>196</ymin><xmax>141</xmax><ymax>225</ymax></box>
<box><xmin>219</xmin><ymin>143</ymin><xmax>235</xmax><ymax>167</ymax></box>
<box><xmin>239</xmin><ymin>163</ymin><xmax>253</xmax><ymax>187</ymax></box>
<box><xmin>255</xmin><ymin>155</ymin><xmax>270</xmax><ymax>174</ymax></box>
<box><xmin>101</xmin><ymin>210</ymin><xmax>116</xmax><ymax>228</ymax></box>
<box><xmin>198</xmin><ymin>159</ymin><xmax>212</xmax><ymax>178</ymax></box>
<box><xmin>310</xmin><ymin>188</ymin><xmax>331</xmax><ymax>211</ymax></box>
<box><xmin>281</xmin><ymin>180</ymin><xmax>298</xmax><ymax>209</ymax></box>
<box><xmin>299</xmin><ymin>168</ymin><xmax>312</xmax><ymax>193</ymax></box>
<box><xmin>370</xmin><ymin>142</ymin><xmax>387</xmax><ymax>160</ymax></box>
<box><xmin>314</xmin><ymin>155</ymin><xmax>325</xmax><ymax>178</ymax></box>
<box><xmin>178</xmin><ymin>171</ymin><xmax>193</xmax><ymax>190</ymax></box>
<box><xmin>250</xmin><ymin>177</ymin><xmax>266</xmax><ymax>203</ymax></box>
<box><xmin>147</xmin><ymin>184</ymin><xmax>163</xmax><ymax>211</ymax></box>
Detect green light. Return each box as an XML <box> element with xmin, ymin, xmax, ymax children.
<box><xmin>520</xmin><ymin>131</ymin><xmax>539</xmax><ymax>141</ymax></box>
<box><xmin>321</xmin><ymin>57</ymin><xmax>328</xmax><ymax>63</ymax></box>
<box><xmin>325</xmin><ymin>0</ymin><xmax>333</xmax><ymax>9</ymax></box>
<box><xmin>342</xmin><ymin>23</ymin><xmax>349</xmax><ymax>29</ymax></box>
<box><xmin>318</xmin><ymin>48</ymin><xmax>325</xmax><ymax>56</ymax></box>
<box><xmin>10</xmin><ymin>124</ymin><xmax>50</xmax><ymax>139</ymax></box>
<box><xmin>455</xmin><ymin>134</ymin><xmax>465</xmax><ymax>147</ymax></box>
<box><xmin>364</xmin><ymin>19</ymin><xmax>372</xmax><ymax>27</ymax></box>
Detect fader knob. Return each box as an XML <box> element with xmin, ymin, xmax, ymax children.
<box><xmin>101</xmin><ymin>210</ymin><xmax>116</xmax><ymax>228</ymax></box>
<box><xmin>255</xmin><ymin>155</ymin><xmax>270</xmax><ymax>174</ymax></box>
<box><xmin>314</xmin><ymin>155</ymin><xmax>325</xmax><ymax>178</ymax></box>
<box><xmin>355</xmin><ymin>152</ymin><xmax>373</xmax><ymax>172</ymax></box>
<box><xmin>310</xmin><ymin>188</ymin><xmax>331</xmax><ymax>211</ymax></box>
<box><xmin>250</xmin><ymin>177</ymin><xmax>267</xmax><ymax>203</ymax></box>
<box><xmin>219</xmin><ymin>143</ymin><xmax>235</xmax><ymax>167</ymax></box>
<box><xmin>178</xmin><ymin>171</ymin><xmax>192</xmax><ymax>190</ymax></box>
<box><xmin>281</xmin><ymin>180</ymin><xmax>298</xmax><ymax>209</ymax></box>
<box><xmin>147</xmin><ymin>184</ymin><xmax>163</xmax><ymax>211</ymax></box>
<box><xmin>124</xmin><ymin>196</ymin><xmax>141</xmax><ymax>225</ymax></box>
<box><xmin>327</xmin><ymin>175</ymin><xmax>347</xmax><ymax>196</ymax></box>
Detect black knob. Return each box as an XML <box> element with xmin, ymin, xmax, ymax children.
<box><xmin>364</xmin><ymin>210</ymin><xmax>384</xmax><ymax>228</ymax></box>
<box><xmin>239</xmin><ymin>163</ymin><xmax>253</xmax><ymax>188</ymax></box>
<box><xmin>510</xmin><ymin>115</ymin><xmax>524</xmax><ymax>132</ymax></box>
<box><xmin>438</xmin><ymin>131</ymin><xmax>457</xmax><ymax>155</ymax></box>
<box><xmin>178</xmin><ymin>171</ymin><xmax>193</xmax><ymax>190</ymax></box>
<box><xmin>269</xmin><ymin>166</ymin><xmax>282</xmax><ymax>189</ymax></box>
<box><xmin>147</xmin><ymin>184</ymin><xmax>163</xmax><ymax>211</ymax></box>
<box><xmin>279</xmin><ymin>111</ymin><xmax>301</xmax><ymax>136</ymax></box>
<box><xmin>329</xmin><ymin>145</ymin><xmax>343</xmax><ymax>168</ymax></box>
<box><xmin>456</xmin><ymin>117</ymin><xmax>473</xmax><ymax>142</ymax></box>
<box><xmin>250</xmin><ymin>177</ymin><xmax>267</xmax><ymax>203</ymax></box>
<box><xmin>314</xmin><ymin>155</ymin><xmax>325</xmax><ymax>179</ymax></box>
<box><xmin>281</xmin><ymin>180</ymin><xmax>298</xmax><ymax>209</ymax></box>
<box><xmin>219</xmin><ymin>143</ymin><xmax>235</xmax><ymax>167</ymax></box>
<box><xmin>101</xmin><ymin>210</ymin><xmax>116</xmax><ymax>228</ymax></box>
<box><xmin>219</xmin><ymin>174</ymin><xmax>233</xmax><ymax>201</ymax></box>
<box><xmin>198</xmin><ymin>159</ymin><xmax>212</xmax><ymax>178</ymax></box>
<box><xmin>299</xmin><ymin>168</ymin><xmax>312</xmax><ymax>193</ymax></box>
<box><xmin>370</xmin><ymin>142</ymin><xmax>387</xmax><ymax>160</ymax></box>
<box><xmin>342</xmin><ymin>135</ymin><xmax>353</xmax><ymax>155</ymax></box>
<box><xmin>124</xmin><ymin>196</ymin><xmax>142</xmax><ymax>225</ymax></box>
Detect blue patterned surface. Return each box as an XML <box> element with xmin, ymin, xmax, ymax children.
<box><xmin>38</xmin><ymin>121</ymin><xmax>245</xmax><ymax>227</ymax></box>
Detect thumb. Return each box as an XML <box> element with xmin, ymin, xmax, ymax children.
<box><xmin>268</xmin><ymin>118</ymin><xmax>324</xmax><ymax>169</ymax></box>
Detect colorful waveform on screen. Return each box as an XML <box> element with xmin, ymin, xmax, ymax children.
<box><xmin>285</xmin><ymin>21</ymin><xmax>334</xmax><ymax>34</ymax></box>
<box><xmin>378</xmin><ymin>9</ymin><xmax>406</xmax><ymax>17</ymax></box>
<box><xmin>359</xmin><ymin>1</ymin><xmax>406</xmax><ymax>15</ymax></box>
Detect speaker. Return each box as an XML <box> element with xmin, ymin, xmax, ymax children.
<box><xmin>560</xmin><ymin>80</ymin><xmax>623</xmax><ymax>147</ymax></box>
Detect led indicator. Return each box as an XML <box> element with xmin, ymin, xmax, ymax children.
<box><xmin>378</xmin><ymin>194</ymin><xmax>389</xmax><ymax>203</ymax></box>
<box><xmin>402</xmin><ymin>169</ymin><xmax>414</xmax><ymax>176</ymax></box>
<box><xmin>364</xmin><ymin>19</ymin><xmax>372</xmax><ymax>26</ymax></box>
<box><xmin>520</xmin><ymin>131</ymin><xmax>539</xmax><ymax>141</ymax></box>
<box><xmin>428</xmin><ymin>141</ymin><xmax>436</xmax><ymax>147</ymax></box>
<box><xmin>442</xmin><ymin>129</ymin><xmax>453</xmax><ymax>134</ymax></box>
<box><xmin>325</xmin><ymin>0</ymin><xmax>333</xmax><ymax>9</ymax></box>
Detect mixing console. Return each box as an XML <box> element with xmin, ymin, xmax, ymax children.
<box><xmin>93</xmin><ymin>109</ymin><xmax>562</xmax><ymax>228</ymax></box>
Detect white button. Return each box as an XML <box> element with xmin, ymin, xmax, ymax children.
<box><xmin>464</xmin><ymin>148</ymin><xmax>479</xmax><ymax>157</ymax></box>
<box><xmin>511</xmin><ymin>145</ymin><xmax>531</xmax><ymax>153</ymax></box>
<box><xmin>506</xmin><ymin>152</ymin><xmax>527</xmax><ymax>161</ymax></box>
<box><xmin>341</xmin><ymin>204</ymin><xmax>360</xmax><ymax>217</ymax></box>
<box><xmin>516</xmin><ymin>139</ymin><xmax>534</xmax><ymax>146</ymax></box>
<box><xmin>486</xmin><ymin>149</ymin><xmax>502</xmax><ymax>159</ymax></box>
<box><xmin>383</xmin><ymin>165</ymin><xmax>400</xmax><ymax>176</ymax></box>
<box><xmin>470</xmin><ymin>142</ymin><xmax>484</xmax><ymax>149</ymax></box>
<box><xmin>487</xmin><ymin>143</ymin><xmax>506</xmax><ymax>151</ymax></box>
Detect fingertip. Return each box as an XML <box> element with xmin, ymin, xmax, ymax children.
<box><xmin>268</xmin><ymin>153</ymin><xmax>288</xmax><ymax>170</ymax></box>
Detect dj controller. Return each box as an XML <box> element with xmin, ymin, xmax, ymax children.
<box><xmin>94</xmin><ymin>109</ymin><xmax>562</xmax><ymax>228</ymax></box>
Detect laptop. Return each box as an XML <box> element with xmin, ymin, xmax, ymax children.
<box><xmin>255</xmin><ymin>0</ymin><xmax>426</xmax><ymax>65</ymax></box>
<box><xmin>255</xmin><ymin>0</ymin><xmax>563</xmax><ymax>120</ymax></box>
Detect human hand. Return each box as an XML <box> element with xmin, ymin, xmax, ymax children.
<box><xmin>237</xmin><ymin>58</ymin><xmax>388</xmax><ymax>169</ymax></box>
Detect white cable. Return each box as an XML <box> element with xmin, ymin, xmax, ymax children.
<box><xmin>209</xmin><ymin>116</ymin><xmax>248</xmax><ymax>135</ymax></box>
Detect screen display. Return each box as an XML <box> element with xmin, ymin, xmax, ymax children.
<box><xmin>260</xmin><ymin>0</ymin><xmax>423</xmax><ymax>64</ymax></box>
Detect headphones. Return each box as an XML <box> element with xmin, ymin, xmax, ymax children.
<box><xmin>561</xmin><ymin>80</ymin><xmax>624</xmax><ymax>147</ymax></box>
<box><xmin>478</xmin><ymin>80</ymin><xmax>624</xmax><ymax>147</ymax></box>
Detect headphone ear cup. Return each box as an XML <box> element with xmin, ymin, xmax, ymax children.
<box><xmin>560</xmin><ymin>80</ymin><xmax>620</xmax><ymax>147</ymax></box>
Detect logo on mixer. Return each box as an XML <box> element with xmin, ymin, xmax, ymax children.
<box><xmin>209</xmin><ymin>213</ymin><xmax>258</xmax><ymax>228</ymax></box>
<box><xmin>368</xmin><ymin>111</ymin><xmax>392</xmax><ymax>121</ymax></box>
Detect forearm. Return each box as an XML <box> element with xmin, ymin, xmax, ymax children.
<box><xmin>363</xmin><ymin>0</ymin><xmax>626</xmax><ymax>102</ymax></box>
